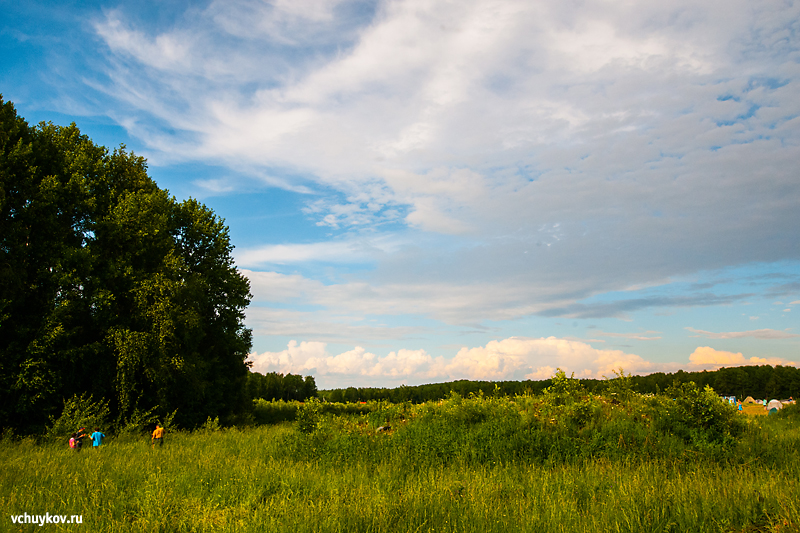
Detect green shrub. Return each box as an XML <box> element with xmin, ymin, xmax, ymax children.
<box><xmin>366</xmin><ymin>400</ymin><xmax>406</xmax><ymax>428</ymax></box>
<box><xmin>200</xmin><ymin>416</ymin><xmax>221</xmax><ymax>432</ymax></box>
<box><xmin>603</xmin><ymin>367</ymin><xmax>636</xmax><ymax>401</ymax></box>
<box><xmin>656</xmin><ymin>381</ymin><xmax>746</xmax><ymax>452</ymax></box>
<box><xmin>45</xmin><ymin>394</ymin><xmax>110</xmax><ymax>444</ymax></box>
<box><xmin>296</xmin><ymin>400</ymin><xmax>321</xmax><ymax>434</ymax></box>
<box><xmin>116</xmin><ymin>406</ymin><xmax>160</xmax><ymax>439</ymax></box>
<box><xmin>775</xmin><ymin>402</ymin><xmax>800</xmax><ymax>420</ymax></box>
<box><xmin>543</xmin><ymin>368</ymin><xmax>585</xmax><ymax>406</ymax></box>
<box><xmin>253</xmin><ymin>398</ymin><xmax>299</xmax><ymax>424</ymax></box>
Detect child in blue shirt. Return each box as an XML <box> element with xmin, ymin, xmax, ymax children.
<box><xmin>90</xmin><ymin>427</ymin><xmax>105</xmax><ymax>448</ymax></box>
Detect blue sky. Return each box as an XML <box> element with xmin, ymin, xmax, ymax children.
<box><xmin>3</xmin><ymin>0</ymin><xmax>799</xmax><ymax>388</ymax></box>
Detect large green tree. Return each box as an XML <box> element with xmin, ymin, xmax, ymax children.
<box><xmin>0</xmin><ymin>96</ymin><xmax>252</xmax><ymax>432</ymax></box>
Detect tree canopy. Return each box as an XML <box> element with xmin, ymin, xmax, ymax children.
<box><xmin>0</xmin><ymin>96</ymin><xmax>252</xmax><ymax>432</ymax></box>
<box><xmin>245</xmin><ymin>371</ymin><xmax>318</xmax><ymax>402</ymax></box>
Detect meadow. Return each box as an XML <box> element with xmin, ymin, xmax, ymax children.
<box><xmin>2</xmin><ymin>376</ymin><xmax>800</xmax><ymax>532</ymax></box>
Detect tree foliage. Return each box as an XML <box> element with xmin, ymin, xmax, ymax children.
<box><xmin>245</xmin><ymin>371</ymin><xmax>318</xmax><ymax>402</ymax></box>
<box><xmin>0</xmin><ymin>96</ymin><xmax>252</xmax><ymax>432</ymax></box>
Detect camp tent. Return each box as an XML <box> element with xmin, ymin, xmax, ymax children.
<box><xmin>767</xmin><ymin>399</ymin><xmax>783</xmax><ymax>411</ymax></box>
<box><xmin>744</xmin><ymin>396</ymin><xmax>756</xmax><ymax>404</ymax></box>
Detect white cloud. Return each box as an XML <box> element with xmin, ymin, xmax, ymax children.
<box><xmin>82</xmin><ymin>0</ymin><xmax>800</xmax><ymax>368</ymax></box>
<box><xmin>251</xmin><ymin>337</ymin><xmax>800</xmax><ymax>388</ymax></box>
<box><xmin>688</xmin><ymin>346</ymin><xmax>797</xmax><ymax>369</ymax></box>
<box><xmin>237</xmin><ymin>242</ymin><xmax>368</xmax><ymax>266</ymax></box>
<box><xmin>95</xmin><ymin>12</ymin><xmax>195</xmax><ymax>72</ymax></box>
<box><xmin>249</xmin><ymin>340</ymin><xmax>329</xmax><ymax>374</ymax></box>
<box><xmin>92</xmin><ymin>0</ymin><xmax>800</xmax><ymax>262</ymax></box>
<box><xmin>249</xmin><ymin>340</ymin><xmax>445</xmax><ymax>381</ymax></box>
<box><xmin>685</xmin><ymin>327</ymin><xmax>800</xmax><ymax>340</ymax></box>
<box><xmin>595</xmin><ymin>331</ymin><xmax>662</xmax><ymax>341</ymax></box>
<box><xmin>243</xmin><ymin>268</ymin><xmax>581</xmax><ymax>325</ymax></box>
<box><xmin>447</xmin><ymin>337</ymin><xmax>656</xmax><ymax>381</ymax></box>
<box><xmin>241</xmin><ymin>266</ymin><xmax>785</xmax><ymax>331</ymax></box>
<box><xmin>243</xmin><ymin>305</ymin><xmax>427</xmax><ymax>341</ymax></box>
<box><xmin>248</xmin><ymin>336</ymin><xmax>658</xmax><ymax>387</ymax></box>
<box><xmin>236</xmin><ymin>233</ymin><xmax>406</xmax><ymax>267</ymax></box>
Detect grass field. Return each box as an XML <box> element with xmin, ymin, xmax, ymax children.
<box><xmin>3</xmin><ymin>387</ymin><xmax>800</xmax><ymax>532</ymax></box>
<box><xmin>742</xmin><ymin>403</ymin><xmax>770</xmax><ymax>416</ymax></box>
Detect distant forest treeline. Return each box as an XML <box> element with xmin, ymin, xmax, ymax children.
<box><xmin>314</xmin><ymin>365</ymin><xmax>800</xmax><ymax>403</ymax></box>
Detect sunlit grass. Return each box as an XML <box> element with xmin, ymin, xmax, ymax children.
<box><xmin>3</xmin><ymin>396</ymin><xmax>799</xmax><ymax>532</ymax></box>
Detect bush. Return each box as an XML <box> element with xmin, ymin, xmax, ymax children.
<box><xmin>775</xmin><ymin>402</ymin><xmax>800</xmax><ymax>420</ymax></box>
<box><xmin>656</xmin><ymin>381</ymin><xmax>746</xmax><ymax>451</ymax></box>
<box><xmin>543</xmin><ymin>368</ymin><xmax>585</xmax><ymax>406</ymax></box>
<box><xmin>200</xmin><ymin>416</ymin><xmax>221</xmax><ymax>432</ymax></box>
<box><xmin>295</xmin><ymin>400</ymin><xmax>321</xmax><ymax>434</ymax></box>
<box><xmin>603</xmin><ymin>368</ymin><xmax>636</xmax><ymax>401</ymax></box>
<box><xmin>45</xmin><ymin>394</ymin><xmax>110</xmax><ymax>444</ymax></box>
<box><xmin>115</xmin><ymin>406</ymin><xmax>160</xmax><ymax>439</ymax></box>
<box><xmin>253</xmin><ymin>399</ymin><xmax>300</xmax><ymax>424</ymax></box>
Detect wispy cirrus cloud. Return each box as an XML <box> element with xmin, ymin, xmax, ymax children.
<box><xmin>540</xmin><ymin>293</ymin><xmax>754</xmax><ymax>320</ymax></box>
<box><xmin>236</xmin><ymin>237</ymin><xmax>399</xmax><ymax>267</ymax></box>
<box><xmin>594</xmin><ymin>331</ymin><xmax>662</xmax><ymax>341</ymax></box>
<box><xmin>685</xmin><ymin>327</ymin><xmax>800</xmax><ymax>340</ymax></box>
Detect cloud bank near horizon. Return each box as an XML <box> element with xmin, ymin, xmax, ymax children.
<box><xmin>248</xmin><ymin>337</ymin><xmax>799</xmax><ymax>388</ymax></box>
<box><xmin>688</xmin><ymin>346</ymin><xmax>798</xmax><ymax>370</ymax></box>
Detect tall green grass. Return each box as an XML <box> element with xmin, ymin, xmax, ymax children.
<box><xmin>3</xmin><ymin>391</ymin><xmax>799</xmax><ymax>532</ymax></box>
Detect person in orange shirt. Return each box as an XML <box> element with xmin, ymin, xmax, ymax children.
<box><xmin>75</xmin><ymin>427</ymin><xmax>88</xmax><ymax>450</ymax></box>
<box><xmin>151</xmin><ymin>424</ymin><xmax>164</xmax><ymax>448</ymax></box>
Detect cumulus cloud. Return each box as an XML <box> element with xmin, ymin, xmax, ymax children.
<box><xmin>249</xmin><ymin>340</ymin><xmax>446</xmax><ymax>382</ymax></box>
<box><xmin>248</xmin><ymin>336</ymin><xmax>658</xmax><ymax>387</ymax></box>
<box><xmin>688</xmin><ymin>346</ymin><xmax>797</xmax><ymax>369</ymax></box>
<box><xmin>447</xmin><ymin>337</ymin><xmax>656</xmax><ymax>380</ymax></box>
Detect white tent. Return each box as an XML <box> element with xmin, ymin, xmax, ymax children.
<box><xmin>767</xmin><ymin>399</ymin><xmax>783</xmax><ymax>411</ymax></box>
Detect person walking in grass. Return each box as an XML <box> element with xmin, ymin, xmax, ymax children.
<box><xmin>90</xmin><ymin>427</ymin><xmax>106</xmax><ymax>448</ymax></box>
<box><xmin>151</xmin><ymin>424</ymin><xmax>164</xmax><ymax>448</ymax></box>
<box><xmin>74</xmin><ymin>427</ymin><xmax>88</xmax><ymax>450</ymax></box>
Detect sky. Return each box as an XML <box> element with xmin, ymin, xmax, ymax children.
<box><xmin>2</xmin><ymin>0</ymin><xmax>799</xmax><ymax>389</ymax></box>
